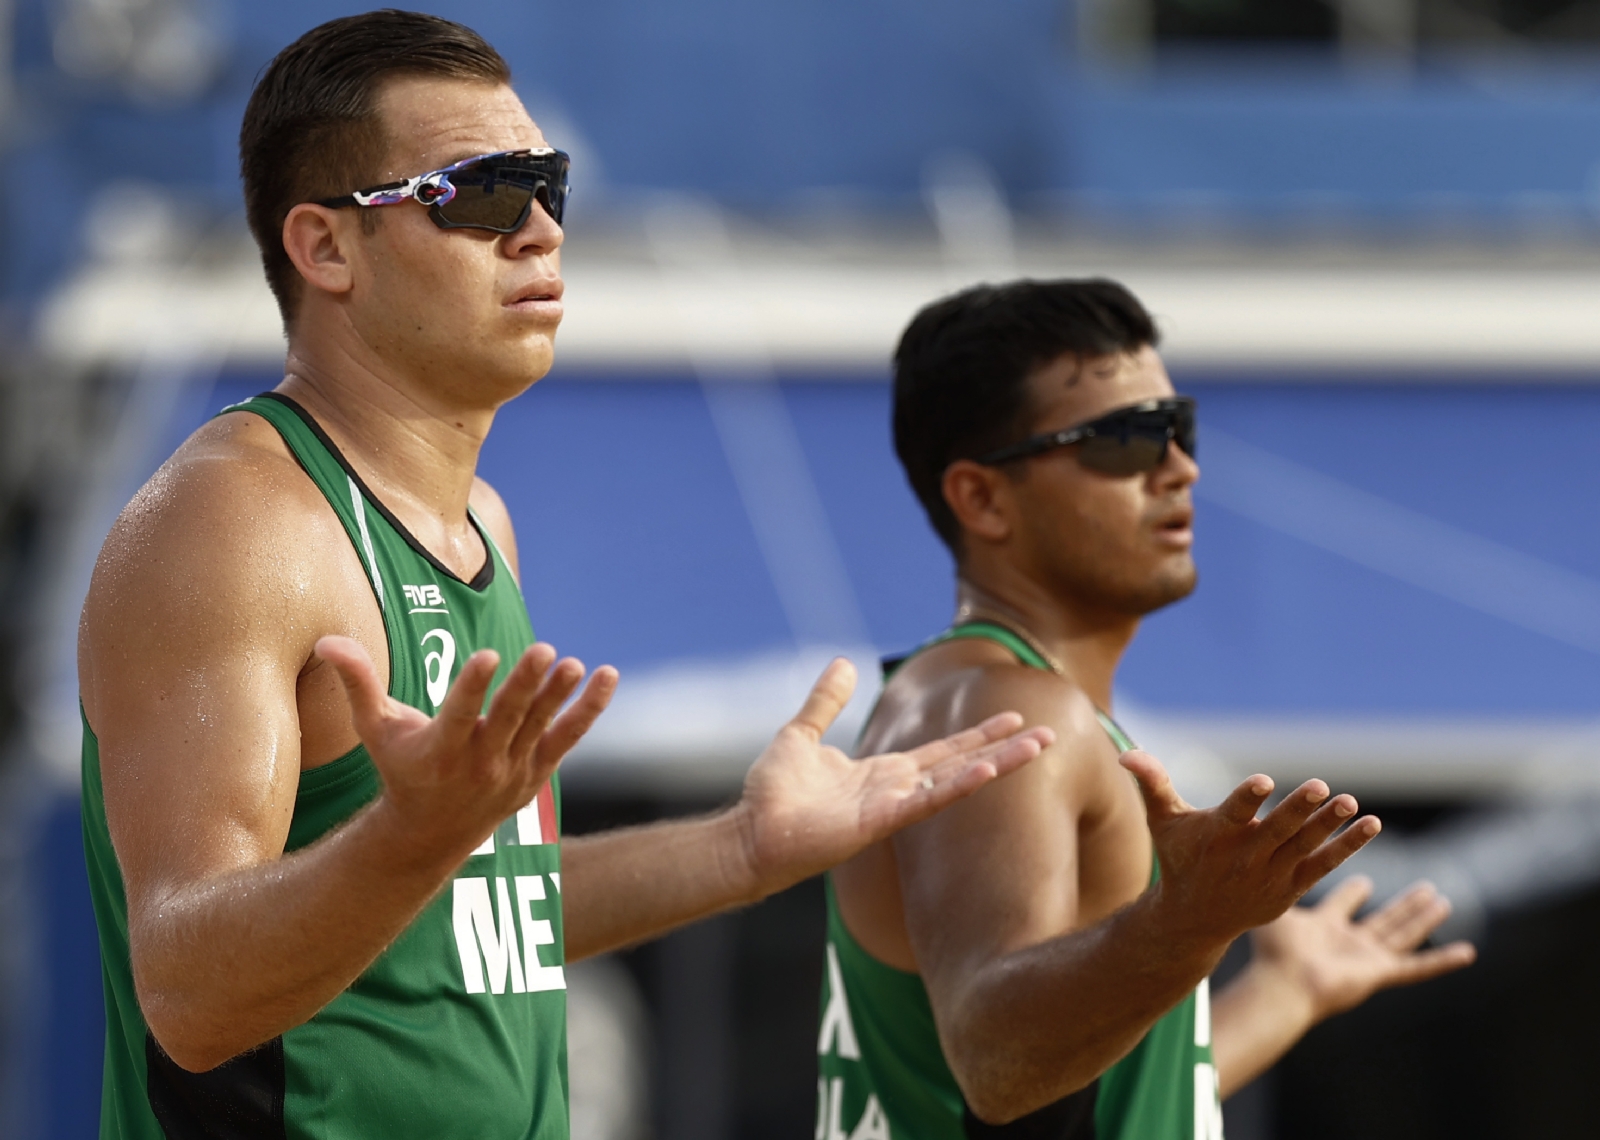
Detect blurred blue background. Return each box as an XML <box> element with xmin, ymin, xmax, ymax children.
<box><xmin>14</xmin><ymin>0</ymin><xmax>1600</xmax><ymax>303</ymax></box>
<box><xmin>6</xmin><ymin>1</ymin><xmax>1600</xmax><ymax>1138</ymax></box>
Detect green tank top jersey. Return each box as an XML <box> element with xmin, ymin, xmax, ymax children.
<box><xmin>817</xmin><ymin>622</ymin><xmax>1223</xmax><ymax>1140</ymax></box>
<box><xmin>81</xmin><ymin>393</ymin><xmax>570</xmax><ymax>1140</ymax></box>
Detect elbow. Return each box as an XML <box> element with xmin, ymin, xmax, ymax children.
<box><xmin>956</xmin><ymin>1066</ymin><xmax>1095</xmax><ymax>1128</ymax></box>
<box><xmin>953</xmin><ymin>1070</ymin><xmax>1030</xmax><ymax>1126</ymax></box>
<box><xmin>143</xmin><ymin>1004</ymin><xmax>244</xmax><ymax>1074</ymax></box>
<box><xmin>959</xmin><ymin>1082</ymin><xmax>1024</xmax><ymax>1128</ymax></box>
<box><xmin>945</xmin><ymin>1034</ymin><xmax>1018</xmax><ymax>1123</ymax></box>
<box><xmin>161</xmin><ymin>1043</ymin><xmax>234</xmax><ymax>1075</ymax></box>
<box><xmin>953</xmin><ymin>1069</ymin><xmax>1055</xmax><ymax>1128</ymax></box>
<box><xmin>136</xmin><ymin>978</ymin><xmax>253</xmax><ymax>1074</ymax></box>
<box><xmin>946</xmin><ymin>1023</ymin><xmax>1093</xmax><ymax>1126</ymax></box>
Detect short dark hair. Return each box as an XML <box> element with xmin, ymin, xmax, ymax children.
<box><xmin>240</xmin><ymin>10</ymin><xmax>511</xmax><ymax>326</ymax></box>
<box><xmin>892</xmin><ymin>278</ymin><xmax>1160</xmax><ymax>555</ymax></box>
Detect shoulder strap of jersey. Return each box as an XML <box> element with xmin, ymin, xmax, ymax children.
<box><xmin>218</xmin><ymin>392</ymin><xmax>389</xmax><ymax>615</ymax></box>
<box><xmin>936</xmin><ymin>620</ymin><xmax>1051</xmax><ymax>670</ymax></box>
<box><xmin>888</xmin><ymin>620</ymin><xmax>1139</xmax><ymax>754</ymax></box>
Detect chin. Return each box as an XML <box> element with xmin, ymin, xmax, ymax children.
<box><xmin>450</xmin><ymin>355</ymin><xmax>551</xmax><ymax>409</ymax></box>
<box><xmin>1109</xmin><ymin>559</ymin><xmax>1198</xmax><ymax>617</ymax></box>
<box><xmin>496</xmin><ymin>339</ymin><xmax>557</xmax><ymax>393</ymax></box>
<box><xmin>1140</xmin><ymin>561</ymin><xmax>1199</xmax><ymax>614</ymax></box>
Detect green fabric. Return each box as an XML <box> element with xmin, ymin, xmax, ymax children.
<box><xmin>83</xmin><ymin>393</ymin><xmax>570</xmax><ymax>1140</ymax></box>
<box><xmin>817</xmin><ymin>622</ymin><xmax>1222</xmax><ymax>1139</ymax></box>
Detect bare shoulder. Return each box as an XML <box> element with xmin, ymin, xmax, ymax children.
<box><xmin>79</xmin><ymin>410</ymin><xmax>362</xmax><ymax>718</ymax></box>
<box><xmin>469</xmin><ymin>475</ymin><xmax>519</xmax><ymax>578</ymax></box>
<box><xmin>867</xmin><ymin>637</ymin><xmax>1111</xmax><ymax>764</ymax></box>
<box><xmin>867</xmin><ymin>635</ymin><xmax>1128</xmax><ymax>824</ymax></box>
<box><xmin>839</xmin><ymin>636</ymin><xmax>1134</xmax><ymax>971</ymax></box>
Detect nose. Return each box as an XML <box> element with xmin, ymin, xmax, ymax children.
<box><xmin>503</xmin><ymin>196</ymin><xmax>563</xmax><ymax>257</ymax></box>
<box><xmin>1155</xmin><ymin>440</ymin><xmax>1200</xmax><ymax>489</ymax></box>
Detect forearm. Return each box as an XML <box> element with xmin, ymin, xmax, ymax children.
<box><xmin>132</xmin><ymin>796</ymin><xmax>467</xmax><ymax>1071</ymax></box>
<box><xmin>1210</xmin><ymin>960</ymin><xmax>1316</xmax><ymax>1098</ymax></box>
<box><xmin>945</xmin><ymin>893</ymin><xmax>1229</xmax><ymax>1123</ymax></box>
<box><xmin>560</xmin><ymin>808</ymin><xmax>763</xmax><ymax>961</ymax></box>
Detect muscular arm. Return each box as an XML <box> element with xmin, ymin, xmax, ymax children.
<box><xmin>894</xmin><ymin>669</ymin><xmax>1204</xmax><ymax>1121</ymax></box>
<box><xmin>83</xmin><ymin>438</ymin><xmax>606</xmax><ymax>1072</ymax></box>
<box><xmin>884</xmin><ymin>662</ymin><xmax>1376</xmax><ymax>1124</ymax></box>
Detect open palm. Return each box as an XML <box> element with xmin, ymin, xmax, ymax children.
<box><xmin>1252</xmin><ymin>876</ymin><xmax>1477</xmax><ymax>1023</ymax></box>
<box><xmin>737</xmin><ymin>659</ymin><xmax>1051</xmax><ymax>892</ymax></box>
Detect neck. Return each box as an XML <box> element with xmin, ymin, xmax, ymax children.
<box><xmin>953</xmin><ymin>564</ymin><xmax>1140</xmax><ymax>711</ymax></box>
<box><xmin>280</xmin><ymin>320</ymin><xmax>497</xmax><ymax>530</ymax></box>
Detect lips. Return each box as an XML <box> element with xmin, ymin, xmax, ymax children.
<box><xmin>1152</xmin><ymin>503</ymin><xmax>1194</xmax><ymax>546</ymax></box>
<box><xmin>506</xmin><ymin>278</ymin><xmax>565</xmax><ymax>307</ymax></box>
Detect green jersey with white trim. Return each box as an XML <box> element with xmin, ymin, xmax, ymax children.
<box><xmin>816</xmin><ymin>622</ymin><xmax>1222</xmax><ymax>1140</ymax></box>
<box><xmin>82</xmin><ymin>392</ymin><xmax>570</xmax><ymax>1140</ymax></box>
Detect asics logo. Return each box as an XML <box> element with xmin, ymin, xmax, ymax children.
<box><xmin>422</xmin><ymin>628</ymin><xmax>456</xmax><ymax>707</ymax></box>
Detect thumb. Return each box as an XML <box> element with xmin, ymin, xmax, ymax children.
<box><xmin>1119</xmin><ymin>749</ymin><xmax>1191</xmax><ymax>825</ymax></box>
<box><xmin>315</xmin><ymin>635</ymin><xmax>388</xmax><ymax>737</ymax></box>
<box><xmin>787</xmin><ymin>658</ymin><xmax>858</xmax><ymax>742</ymax></box>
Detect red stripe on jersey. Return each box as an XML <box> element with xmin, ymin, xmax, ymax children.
<box><xmin>537</xmin><ymin>785</ymin><xmax>558</xmax><ymax>843</ymax></box>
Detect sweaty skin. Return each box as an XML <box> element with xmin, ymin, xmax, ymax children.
<box><xmin>831</xmin><ymin>348</ymin><xmax>1475</xmax><ymax>1122</ymax></box>
<box><xmin>79</xmin><ymin>76</ymin><xmax>1052</xmax><ymax>1074</ymax></box>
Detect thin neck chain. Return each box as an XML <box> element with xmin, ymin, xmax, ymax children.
<box><xmin>952</xmin><ymin>604</ymin><xmax>1067</xmax><ymax>677</ymax></box>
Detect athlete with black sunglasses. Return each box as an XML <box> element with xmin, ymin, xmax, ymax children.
<box><xmin>74</xmin><ymin>13</ymin><xmax>1055</xmax><ymax>1140</ymax></box>
<box><xmin>818</xmin><ymin>279</ymin><xmax>1476</xmax><ymax>1140</ymax></box>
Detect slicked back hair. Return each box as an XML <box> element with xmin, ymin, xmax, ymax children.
<box><xmin>892</xmin><ymin>278</ymin><xmax>1160</xmax><ymax>556</ymax></box>
<box><xmin>240</xmin><ymin>9</ymin><xmax>511</xmax><ymax>327</ymax></box>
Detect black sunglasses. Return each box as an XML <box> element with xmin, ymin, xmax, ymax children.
<box><xmin>976</xmin><ymin>397</ymin><xmax>1197</xmax><ymax>477</ymax></box>
<box><xmin>316</xmin><ymin>148</ymin><xmax>570</xmax><ymax>233</ymax></box>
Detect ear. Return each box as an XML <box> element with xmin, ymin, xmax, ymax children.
<box><xmin>942</xmin><ymin>459</ymin><xmax>1014</xmax><ymax>547</ymax></box>
<box><xmin>281</xmin><ymin>203</ymin><xmax>359</xmax><ymax>300</ymax></box>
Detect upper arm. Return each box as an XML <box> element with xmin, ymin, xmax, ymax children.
<box><xmin>79</xmin><ymin>435</ymin><xmax>344</xmax><ymax>927</ymax></box>
<box><xmin>883</xmin><ymin>667</ymin><xmax>1117</xmax><ymax>1020</ymax></box>
<box><xmin>470</xmin><ymin>476</ymin><xmax>519</xmax><ymax>581</ymax></box>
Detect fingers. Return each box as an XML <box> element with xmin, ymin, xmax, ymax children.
<box><xmin>531</xmin><ymin>665</ymin><xmax>620</xmax><ymax>773</ymax></box>
<box><xmin>1211</xmin><ymin>770</ymin><xmax>1275</xmax><ymax>827</ymax></box>
<box><xmin>902</xmin><ymin>711</ymin><xmax>1027</xmax><ymax>768</ymax></box>
<box><xmin>786</xmin><ymin>659</ymin><xmax>858</xmax><ymax>742</ymax></box>
<box><xmin>977</xmin><ymin>727</ymin><xmax>1054</xmax><ymax>779</ymax></box>
<box><xmin>477</xmin><ymin>643</ymin><xmax>560</xmax><ymax>755</ymax></box>
<box><xmin>917</xmin><ymin>727</ymin><xmax>1053</xmax><ymax>786</ymax></box>
<box><xmin>1255</xmin><ymin>780</ymin><xmax>1333</xmax><ymax>846</ymax></box>
<box><xmin>1384</xmin><ymin>941</ymin><xmax>1477</xmax><ymax>988</ymax></box>
<box><xmin>1318</xmin><ymin>875</ymin><xmax>1375</xmax><ymax>920</ymax></box>
<box><xmin>1292</xmin><ymin>814</ymin><xmax>1381</xmax><ymax>893</ymax></box>
<box><xmin>434</xmin><ymin>647</ymin><xmax>503</xmax><ymax>737</ymax></box>
<box><xmin>505</xmin><ymin>656</ymin><xmax>590</xmax><ymax>761</ymax></box>
<box><xmin>1364</xmin><ymin>882</ymin><xmax>1455</xmax><ymax>950</ymax></box>
<box><xmin>315</xmin><ymin>635</ymin><xmax>389</xmax><ymax>736</ymax></box>
<box><xmin>1120</xmin><ymin>750</ymin><xmax>1200</xmax><ymax>824</ymax></box>
<box><xmin>1272</xmin><ymin>792</ymin><xmax>1361</xmax><ymax>863</ymax></box>
<box><xmin>868</xmin><ymin>723</ymin><xmax>1056</xmax><ymax>837</ymax></box>
<box><xmin>881</xmin><ymin>751</ymin><xmax>1010</xmax><ymax>832</ymax></box>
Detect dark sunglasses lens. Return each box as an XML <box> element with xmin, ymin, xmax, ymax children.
<box><xmin>435</xmin><ymin>167</ymin><xmax>533</xmax><ymax>230</ymax></box>
<box><xmin>1076</xmin><ymin>406</ymin><xmax>1196</xmax><ymax>476</ymax></box>
<box><xmin>490</xmin><ymin>162</ymin><xmax>568</xmax><ymax>225</ymax></box>
<box><xmin>434</xmin><ymin>156</ymin><xmax>569</xmax><ymax>230</ymax></box>
<box><xmin>1173</xmin><ymin>403</ymin><xmax>1197</xmax><ymax>460</ymax></box>
<box><xmin>1077</xmin><ymin>431</ymin><xmax>1167</xmax><ymax>476</ymax></box>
